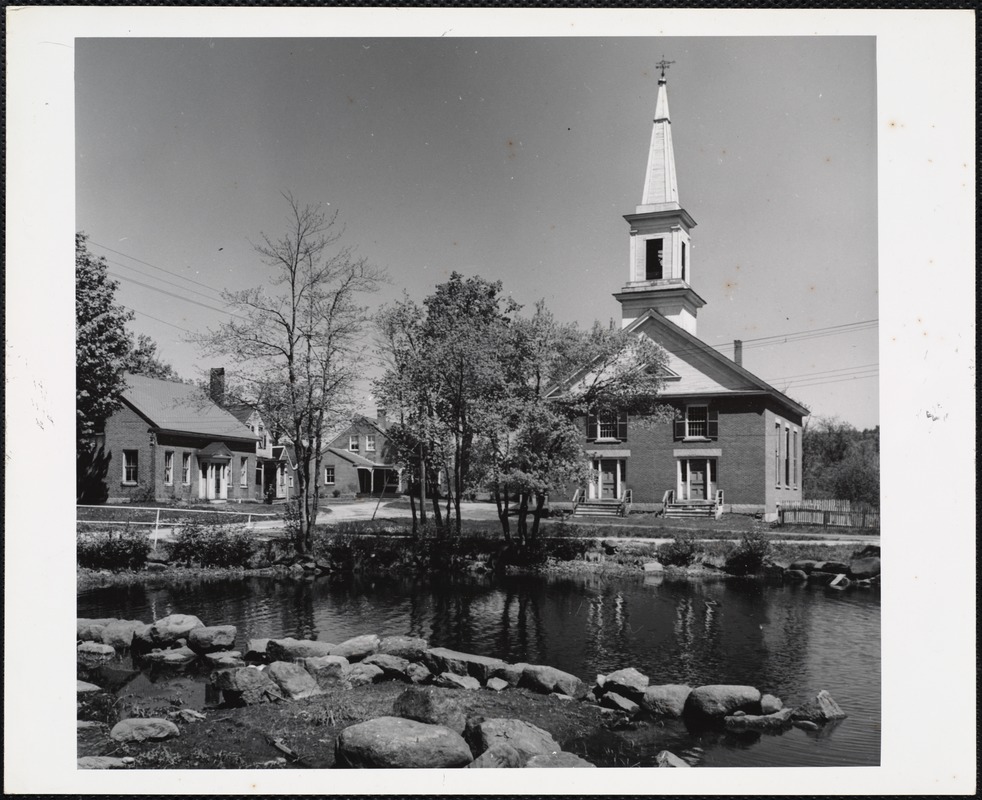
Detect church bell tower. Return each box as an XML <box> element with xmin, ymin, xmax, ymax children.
<box><xmin>614</xmin><ymin>61</ymin><xmax>706</xmax><ymax>334</ymax></box>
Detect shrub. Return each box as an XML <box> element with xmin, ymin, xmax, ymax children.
<box><xmin>725</xmin><ymin>524</ymin><xmax>772</xmax><ymax>575</ymax></box>
<box><xmin>659</xmin><ymin>532</ymin><xmax>698</xmax><ymax>567</ymax></box>
<box><xmin>77</xmin><ymin>528</ymin><xmax>151</xmax><ymax>571</ymax></box>
<box><xmin>169</xmin><ymin>517</ymin><xmax>255</xmax><ymax>568</ymax></box>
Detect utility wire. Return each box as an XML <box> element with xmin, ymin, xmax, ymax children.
<box><xmin>89</xmin><ymin>239</ymin><xmax>226</xmax><ymax>294</ymax></box>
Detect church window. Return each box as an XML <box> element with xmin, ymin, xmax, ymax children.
<box><xmin>645</xmin><ymin>239</ymin><xmax>664</xmax><ymax>280</ymax></box>
<box><xmin>681</xmin><ymin>241</ymin><xmax>687</xmax><ymax>282</ymax></box>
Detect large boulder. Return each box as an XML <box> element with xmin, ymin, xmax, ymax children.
<box><xmin>760</xmin><ymin>693</ymin><xmax>784</xmax><ymax>714</ymax></box>
<box><xmin>77</xmin><ymin>756</ymin><xmax>133</xmax><ymax>769</ymax></box>
<box><xmin>602</xmin><ymin>667</ymin><xmax>649</xmax><ymax>701</ymax></box>
<box><xmin>641</xmin><ymin>684</ymin><xmax>691</xmax><ymax>718</ymax></box>
<box><xmin>433</xmin><ymin>672</ymin><xmax>481</xmax><ymax>691</ymax></box>
<box><xmin>685</xmin><ymin>685</ymin><xmax>762</xmax><ymax>719</ymax></box>
<box><xmin>519</xmin><ymin>664</ymin><xmax>588</xmax><ymax>700</ymax></box>
<box><xmin>188</xmin><ymin>625</ymin><xmax>237</xmax><ymax>654</ymax></box>
<box><xmin>467</xmin><ymin>743</ymin><xmax>524</xmax><ymax>768</ymax></box>
<box><xmin>100</xmin><ymin>620</ymin><xmax>148</xmax><ymax>649</ymax></box>
<box><xmin>655</xmin><ymin>750</ymin><xmax>691</xmax><ymax>768</ymax></box>
<box><xmin>600</xmin><ymin>691</ymin><xmax>639</xmax><ymax>715</ymax></box>
<box><xmin>244</xmin><ymin>638</ymin><xmax>270</xmax><ymax>663</ymax></box>
<box><xmin>109</xmin><ymin>718</ymin><xmax>180</xmax><ymax>743</ymax></box>
<box><xmin>469</xmin><ymin>719</ymin><xmax>562</xmax><ymax>764</ymax></box>
<box><xmin>266</xmin><ymin>661</ymin><xmax>323</xmax><ymax>700</ymax></box>
<box><xmin>526</xmin><ymin>752</ymin><xmax>596</xmax><ymax>768</ymax></box>
<box><xmin>816</xmin><ymin>561</ymin><xmax>850</xmax><ymax>574</ymax></box>
<box><xmin>423</xmin><ymin>647</ymin><xmax>509</xmax><ymax>684</ymax></box>
<box><xmin>212</xmin><ymin>666</ymin><xmax>281</xmax><ymax>705</ymax></box>
<box><xmin>77</xmin><ymin>618</ymin><xmax>119</xmax><ymax>642</ymax></box>
<box><xmin>344</xmin><ymin>662</ymin><xmax>384</xmax><ymax>687</ymax></box>
<box><xmin>378</xmin><ymin>635</ymin><xmax>429</xmax><ymax>661</ymax></box>
<box><xmin>791</xmin><ymin>690</ymin><xmax>847</xmax><ymax>723</ymax></box>
<box><xmin>266</xmin><ymin>637</ymin><xmax>335</xmax><ymax>661</ymax></box>
<box><xmin>392</xmin><ymin>686</ymin><xmax>467</xmax><ymax>734</ymax></box>
<box><xmin>77</xmin><ymin>679</ymin><xmax>102</xmax><ymax>694</ymax></box>
<box><xmin>785</xmin><ymin>569</ymin><xmax>809</xmax><ymax>582</ymax></box>
<box><xmin>489</xmin><ymin>662</ymin><xmax>526</xmax><ymax>688</ymax></box>
<box><xmin>302</xmin><ymin>655</ymin><xmax>349</xmax><ymax>689</ymax></box>
<box><xmin>142</xmin><ymin>646</ymin><xmax>198</xmax><ymax>666</ymax></box>
<box><xmin>77</xmin><ymin>641</ymin><xmax>116</xmax><ymax>666</ymax></box>
<box><xmin>724</xmin><ymin>708</ymin><xmax>793</xmax><ymax>730</ymax></box>
<box><xmin>362</xmin><ymin>653</ymin><xmax>412</xmax><ymax>681</ymax></box>
<box><xmin>335</xmin><ymin>716</ymin><xmax>472</xmax><ymax>768</ymax></box>
<box><xmin>789</xmin><ymin>559</ymin><xmax>819</xmax><ymax>573</ymax></box>
<box><xmin>405</xmin><ymin>662</ymin><xmax>432</xmax><ymax>684</ymax></box>
<box><xmin>329</xmin><ymin>634</ymin><xmax>380</xmax><ymax>662</ymax></box>
<box><xmin>204</xmin><ymin>651</ymin><xmax>245</xmax><ymax>669</ymax></box>
<box><xmin>848</xmin><ymin>557</ymin><xmax>881</xmax><ymax>579</ymax></box>
<box><xmin>146</xmin><ymin>614</ymin><xmax>204</xmax><ymax>646</ymax></box>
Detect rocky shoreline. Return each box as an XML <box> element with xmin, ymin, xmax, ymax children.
<box><xmin>76</xmin><ymin>541</ymin><xmax>880</xmax><ymax>588</ymax></box>
<box><xmin>77</xmin><ymin>613</ymin><xmax>850</xmax><ymax>769</ymax></box>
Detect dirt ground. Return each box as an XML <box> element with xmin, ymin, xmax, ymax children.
<box><xmin>77</xmin><ymin>681</ymin><xmax>683</xmax><ymax>769</ymax></box>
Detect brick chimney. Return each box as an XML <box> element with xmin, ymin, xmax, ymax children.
<box><xmin>209</xmin><ymin>367</ymin><xmax>225</xmax><ymax>405</ymax></box>
<box><xmin>733</xmin><ymin>340</ymin><xmax>743</xmax><ymax>367</ymax></box>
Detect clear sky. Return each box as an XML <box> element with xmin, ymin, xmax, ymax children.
<box><xmin>76</xmin><ymin>36</ymin><xmax>878</xmax><ymax>428</ymax></box>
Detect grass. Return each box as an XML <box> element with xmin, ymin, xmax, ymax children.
<box><xmin>77</xmin><ymin>503</ymin><xmax>279</xmax><ymax>527</ymax></box>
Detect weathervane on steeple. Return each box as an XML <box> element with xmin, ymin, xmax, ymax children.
<box><xmin>656</xmin><ymin>57</ymin><xmax>675</xmax><ymax>80</ymax></box>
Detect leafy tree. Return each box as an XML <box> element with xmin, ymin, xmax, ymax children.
<box><xmin>195</xmin><ymin>193</ymin><xmax>386</xmax><ymax>553</ymax></box>
<box><xmin>76</xmin><ymin>232</ymin><xmax>132</xmax><ymax>449</ymax></box>
<box><xmin>802</xmin><ymin>417</ymin><xmax>879</xmax><ymax>507</ymax></box>
<box><xmin>126</xmin><ymin>333</ymin><xmax>181</xmax><ymax>381</ymax></box>
<box><xmin>376</xmin><ymin>282</ymin><xmax>673</xmax><ymax>542</ymax></box>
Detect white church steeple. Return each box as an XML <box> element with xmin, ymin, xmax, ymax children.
<box><xmin>614</xmin><ymin>60</ymin><xmax>706</xmax><ymax>335</ymax></box>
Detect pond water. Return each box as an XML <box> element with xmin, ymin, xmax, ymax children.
<box><xmin>78</xmin><ymin>571</ymin><xmax>880</xmax><ymax>768</ymax></box>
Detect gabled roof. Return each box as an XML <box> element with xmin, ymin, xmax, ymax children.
<box><xmin>223</xmin><ymin>402</ymin><xmax>261</xmax><ymax>426</ymax></box>
<box><xmin>121</xmin><ymin>373</ymin><xmax>258</xmax><ymax>441</ymax></box>
<box><xmin>622</xmin><ymin>310</ymin><xmax>809</xmax><ymax>417</ymax></box>
<box><xmin>322</xmin><ymin>446</ymin><xmax>395</xmax><ymax>470</ymax></box>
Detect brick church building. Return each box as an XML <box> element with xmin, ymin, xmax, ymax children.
<box><xmin>565</xmin><ymin>67</ymin><xmax>807</xmax><ymax>520</ymax></box>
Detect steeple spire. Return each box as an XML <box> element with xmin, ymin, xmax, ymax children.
<box><xmin>640</xmin><ymin>61</ymin><xmax>679</xmax><ymax>212</ymax></box>
<box><xmin>615</xmin><ymin>61</ymin><xmax>705</xmax><ymax>335</ymax></box>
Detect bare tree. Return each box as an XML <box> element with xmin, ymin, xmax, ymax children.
<box><xmin>196</xmin><ymin>193</ymin><xmax>386</xmax><ymax>553</ymax></box>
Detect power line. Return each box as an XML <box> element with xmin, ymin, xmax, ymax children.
<box><xmin>108</xmin><ymin>270</ymin><xmax>251</xmax><ymax>321</ymax></box>
<box><xmin>89</xmin><ymin>239</ymin><xmax>227</xmax><ymax>295</ymax></box>
<box><xmin>124</xmin><ymin>305</ymin><xmax>196</xmax><ymax>335</ymax></box>
<box><xmin>106</xmin><ymin>257</ymin><xmax>225</xmax><ymax>304</ymax></box>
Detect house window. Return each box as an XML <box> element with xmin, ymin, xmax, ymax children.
<box><xmin>775</xmin><ymin>422</ymin><xmax>782</xmax><ymax>487</ymax></box>
<box><xmin>182</xmin><ymin>453</ymin><xmax>191</xmax><ymax>484</ymax></box>
<box><xmin>674</xmin><ymin>406</ymin><xmax>719</xmax><ymax>441</ymax></box>
<box><xmin>163</xmin><ymin>451</ymin><xmax>174</xmax><ymax>485</ymax></box>
<box><xmin>288</xmin><ymin>474</ymin><xmax>294</xmax><ymax>489</ymax></box>
<box><xmin>240</xmin><ymin>457</ymin><xmax>249</xmax><ymax>488</ymax></box>
<box><xmin>645</xmin><ymin>238</ymin><xmax>664</xmax><ymax>280</ymax></box>
<box><xmin>792</xmin><ymin>430</ymin><xmax>798</xmax><ymax>488</ymax></box>
<box><xmin>365</xmin><ymin>434</ymin><xmax>376</xmax><ymax>453</ymax></box>
<box><xmin>122</xmin><ymin>450</ymin><xmax>138</xmax><ymax>484</ymax></box>
<box><xmin>324</xmin><ymin>466</ymin><xmax>335</xmax><ymax>485</ymax></box>
<box><xmin>349</xmin><ymin>435</ymin><xmax>359</xmax><ymax>452</ymax></box>
<box><xmin>785</xmin><ymin>427</ymin><xmax>791</xmax><ymax>488</ymax></box>
<box><xmin>258</xmin><ymin>425</ymin><xmax>267</xmax><ymax>450</ymax></box>
<box><xmin>586</xmin><ymin>411</ymin><xmax>628</xmax><ymax>441</ymax></box>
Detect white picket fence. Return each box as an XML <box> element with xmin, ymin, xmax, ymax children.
<box><xmin>77</xmin><ymin>505</ymin><xmax>278</xmax><ymax>533</ymax></box>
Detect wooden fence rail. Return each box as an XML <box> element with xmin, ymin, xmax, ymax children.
<box><xmin>778</xmin><ymin>500</ymin><xmax>879</xmax><ymax>530</ymax></box>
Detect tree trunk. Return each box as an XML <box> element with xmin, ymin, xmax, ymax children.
<box><xmin>493</xmin><ymin>487</ymin><xmax>511</xmax><ymax>540</ymax></box>
<box><xmin>529</xmin><ymin>493</ymin><xmax>547</xmax><ymax>542</ymax></box>
<box><xmin>409</xmin><ymin>484</ymin><xmax>418</xmax><ymax>536</ymax></box>
<box><xmin>516</xmin><ymin>493</ymin><xmax>529</xmax><ymax>546</ymax></box>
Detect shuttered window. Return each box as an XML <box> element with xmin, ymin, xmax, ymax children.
<box><xmin>586</xmin><ymin>412</ymin><xmax>628</xmax><ymax>441</ymax></box>
<box><xmin>674</xmin><ymin>405</ymin><xmax>719</xmax><ymax>441</ymax></box>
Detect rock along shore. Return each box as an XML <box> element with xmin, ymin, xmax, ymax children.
<box><xmin>78</xmin><ymin>613</ymin><xmax>849</xmax><ymax>769</ymax></box>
